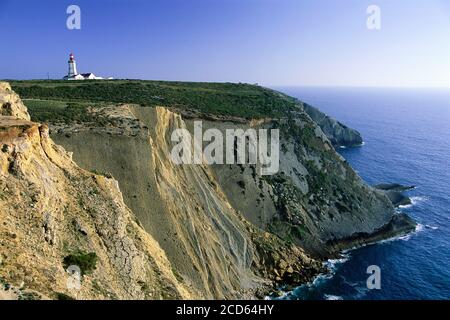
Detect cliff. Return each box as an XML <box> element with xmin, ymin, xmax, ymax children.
<box><xmin>49</xmin><ymin>105</ymin><xmax>323</xmax><ymax>298</ymax></box>
<box><xmin>1</xmin><ymin>82</ymin><xmax>416</xmax><ymax>299</ymax></box>
<box><xmin>50</xmin><ymin>104</ymin><xmax>415</xmax><ymax>295</ymax></box>
<box><xmin>303</xmin><ymin>103</ymin><xmax>363</xmax><ymax>148</ymax></box>
<box><xmin>0</xmin><ymin>85</ymin><xmax>194</xmax><ymax>300</ymax></box>
<box><xmin>0</xmin><ymin>82</ymin><xmax>30</xmax><ymax>121</ymax></box>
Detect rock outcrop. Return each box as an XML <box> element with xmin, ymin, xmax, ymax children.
<box><xmin>303</xmin><ymin>103</ymin><xmax>363</xmax><ymax>148</ymax></box>
<box><xmin>201</xmin><ymin>110</ymin><xmax>414</xmax><ymax>258</ymax></box>
<box><xmin>0</xmin><ymin>98</ymin><xmax>194</xmax><ymax>299</ymax></box>
<box><xmin>0</xmin><ymin>82</ymin><xmax>30</xmax><ymax>121</ymax></box>
<box><xmin>374</xmin><ymin>183</ymin><xmax>415</xmax><ymax>207</ymax></box>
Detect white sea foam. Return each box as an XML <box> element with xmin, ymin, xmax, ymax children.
<box><xmin>323</xmin><ymin>253</ymin><xmax>351</xmax><ymax>274</ymax></box>
<box><xmin>379</xmin><ymin>223</ymin><xmax>425</xmax><ymax>242</ymax></box>
<box><xmin>399</xmin><ymin>196</ymin><xmax>429</xmax><ymax>209</ymax></box>
<box><xmin>270</xmin><ymin>216</ymin><xmax>436</xmax><ymax>300</ymax></box>
<box><xmin>397</xmin><ymin>234</ymin><xmax>412</xmax><ymax>241</ymax></box>
<box><xmin>339</xmin><ymin>142</ymin><xmax>365</xmax><ymax>149</ymax></box>
<box><xmin>411</xmin><ymin>196</ymin><xmax>428</xmax><ymax>205</ymax></box>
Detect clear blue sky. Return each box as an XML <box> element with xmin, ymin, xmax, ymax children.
<box><xmin>1</xmin><ymin>0</ymin><xmax>450</xmax><ymax>87</ymax></box>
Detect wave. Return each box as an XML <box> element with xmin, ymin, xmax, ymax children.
<box><xmin>271</xmin><ymin>219</ymin><xmax>437</xmax><ymax>300</ymax></box>
<box><xmin>411</xmin><ymin>196</ymin><xmax>428</xmax><ymax>204</ymax></box>
<box><xmin>308</xmin><ymin>253</ymin><xmax>352</xmax><ymax>286</ymax></box>
<box><xmin>324</xmin><ymin>253</ymin><xmax>351</xmax><ymax>273</ymax></box>
<box><xmin>387</xmin><ymin>222</ymin><xmax>439</xmax><ymax>242</ymax></box>
<box><xmin>398</xmin><ymin>196</ymin><xmax>429</xmax><ymax>209</ymax></box>
<box><xmin>339</xmin><ymin>142</ymin><xmax>365</xmax><ymax>149</ymax></box>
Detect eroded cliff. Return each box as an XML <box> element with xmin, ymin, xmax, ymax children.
<box><xmin>1</xmin><ymin>82</ymin><xmax>416</xmax><ymax>300</ymax></box>
<box><xmin>0</xmin><ymin>85</ymin><xmax>194</xmax><ymax>300</ymax></box>
<box><xmin>302</xmin><ymin>103</ymin><xmax>363</xmax><ymax>148</ymax></box>
<box><xmin>50</xmin><ymin>105</ymin><xmax>322</xmax><ymax>298</ymax></box>
<box><xmin>50</xmin><ymin>104</ymin><xmax>415</xmax><ymax>297</ymax></box>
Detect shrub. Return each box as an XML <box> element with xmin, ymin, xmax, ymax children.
<box><xmin>12</xmin><ymin>80</ymin><xmax>299</xmax><ymax>120</ymax></box>
<box><xmin>63</xmin><ymin>251</ymin><xmax>97</xmax><ymax>275</ymax></box>
<box><xmin>55</xmin><ymin>292</ymin><xmax>75</xmax><ymax>300</ymax></box>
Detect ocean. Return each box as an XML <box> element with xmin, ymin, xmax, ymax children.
<box><xmin>273</xmin><ymin>87</ymin><xmax>450</xmax><ymax>300</ymax></box>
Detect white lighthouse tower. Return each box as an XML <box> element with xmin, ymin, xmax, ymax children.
<box><xmin>63</xmin><ymin>52</ymin><xmax>110</xmax><ymax>80</ymax></box>
<box><xmin>68</xmin><ymin>53</ymin><xmax>78</xmax><ymax>77</ymax></box>
<box><xmin>64</xmin><ymin>53</ymin><xmax>84</xmax><ymax>80</ymax></box>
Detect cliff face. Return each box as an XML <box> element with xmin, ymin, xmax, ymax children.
<box><xmin>303</xmin><ymin>103</ymin><xmax>363</xmax><ymax>148</ymax></box>
<box><xmin>0</xmin><ymin>85</ymin><xmax>193</xmax><ymax>300</ymax></box>
<box><xmin>50</xmin><ymin>105</ymin><xmax>322</xmax><ymax>298</ymax></box>
<box><xmin>1</xmin><ymin>83</ymin><xmax>415</xmax><ymax>299</ymax></box>
<box><xmin>50</xmin><ymin>104</ymin><xmax>414</xmax><ymax>297</ymax></box>
<box><xmin>0</xmin><ymin>82</ymin><xmax>30</xmax><ymax>121</ymax></box>
<box><xmin>186</xmin><ymin>109</ymin><xmax>409</xmax><ymax>257</ymax></box>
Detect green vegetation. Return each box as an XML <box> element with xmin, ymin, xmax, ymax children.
<box><xmin>22</xmin><ymin>99</ymin><xmax>112</xmax><ymax>125</ymax></box>
<box><xmin>18</xmin><ymin>291</ymin><xmax>41</xmax><ymax>300</ymax></box>
<box><xmin>268</xmin><ymin>218</ymin><xmax>298</xmax><ymax>244</ymax></box>
<box><xmin>10</xmin><ymin>80</ymin><xmax>299</xmax><ymax>121</ymax></box>
<box><xmin>63</xmin><ymin>251</ymin><xmax>98</xmax><ymax>276</ymax></box>
<box><xmin>91</xmin><ymin>169</ymin><xmax>113</xmax><ymax>179</ymax></box>
<box><xmin>55</xmin><ymin>292</ymin><xmax>75</xmax><ymax>300</ymax></box>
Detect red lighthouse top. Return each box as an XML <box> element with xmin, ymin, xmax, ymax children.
<box><xmin>69</xmin><ymin>53</ymin><xmax>75</xmax><ymax>61</ymax></box>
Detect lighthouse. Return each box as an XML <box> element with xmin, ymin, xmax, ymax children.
<box><xmin>63</xmin><ymin>53</ymin><xmax>111</xmax><ymax>80</ymax></box>
<box><xmin>68</xmin><ymin>53</ymin><xmax>78</xmax><ymax>78</ymax></box>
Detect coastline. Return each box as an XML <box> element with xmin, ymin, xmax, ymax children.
<box><xmin>325</xmin><ymin>213</ymin><xmax>417</xmax><ymax>254</ymax></box>
<box><xmin>271</xmin><ymin>215</ymin><xmax>419</xmax><ymax>300</ymax></box>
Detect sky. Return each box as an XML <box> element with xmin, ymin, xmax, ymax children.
<box><xmin>1</xmin><ymin>0</ymin><xmax>450</xmax><ymax>87</ymax></box>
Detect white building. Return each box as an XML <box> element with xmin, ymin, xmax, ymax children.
<box><xmin>63</xmin><ymin>53</ymin><xmax>111</xmax><ymax>80</ymax></box>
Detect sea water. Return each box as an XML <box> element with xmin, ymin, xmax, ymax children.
<box><xmin>272</xmin><ymin>87</ymin><xmax>450</xmax><ymax>300</ymax></box>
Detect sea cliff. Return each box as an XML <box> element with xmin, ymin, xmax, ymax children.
<box><xmin>1</xmin><ymin>81</ymin><xmax>416</xmax><ymax>299</ymax></box>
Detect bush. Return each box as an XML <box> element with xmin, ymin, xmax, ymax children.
<box><xmin>11</xmin><ymin>80</ymin><xmax>299</xmax><ymax>120</ymax></box>
<box><xmin>55</xmin><ymin>292</ymin><xmax>75</xmax><ymax>300</ymax></box>
<box><xmin>63</xmin><ymin>251</ymin><xmax>97</xmax><ymax>275</ymax></box>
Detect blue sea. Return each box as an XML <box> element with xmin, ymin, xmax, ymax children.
<box><xmin>274</xmin><ymin>87</ymin><xmax>450</xmax><ymax>300</ymax></box>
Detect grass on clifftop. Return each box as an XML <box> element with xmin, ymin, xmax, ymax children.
<box><xmin>10</xmin><ymin>80</ymin><xmax>298</xmax><ymax>121</ymax></box>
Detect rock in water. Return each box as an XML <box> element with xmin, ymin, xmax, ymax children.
<box><xmin>374</xmin><ymin>183</ymin><xmax>415</xmax><ymax>207</ymax></box>
<box><xmin>374</xmin><ymin>183</ymin><xmax>415</xmax><ymax>192</ymax></box>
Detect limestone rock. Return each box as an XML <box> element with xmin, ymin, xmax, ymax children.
<box><xmin>0</xmin><ymin>82</ymin><xmax>31</xmax><ymax>121</ymax></box>
<box><xmin>0</xmin><ymin>117</ymin><xmax>194</xmax><ymax>300</ymax></box>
